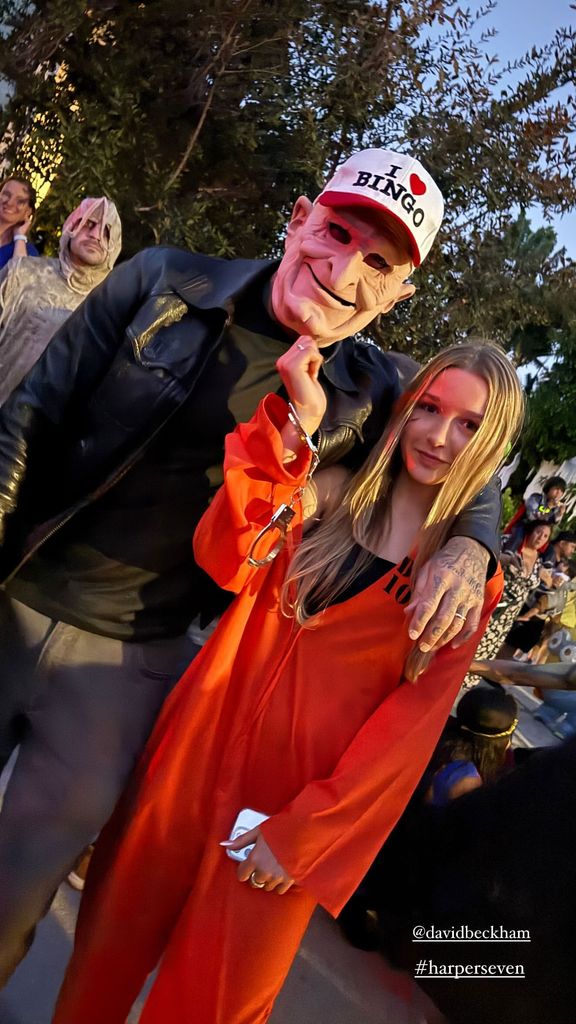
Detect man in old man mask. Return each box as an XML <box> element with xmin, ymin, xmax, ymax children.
<box><xmin>0</xmin><ymin>148</ymin><xmax>500</xmax><ymax>981</ymax></box>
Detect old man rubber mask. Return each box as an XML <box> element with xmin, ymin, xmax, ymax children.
<box><xmin>271</xmin><ymin>148</ymin><xmax>444</xmax><ymax>346</ymax></box>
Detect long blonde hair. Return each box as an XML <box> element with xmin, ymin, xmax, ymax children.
<box><xmin>281</xmin><ymin>341</ymin><xmax>525</xmax><ymax>660</ymax></box>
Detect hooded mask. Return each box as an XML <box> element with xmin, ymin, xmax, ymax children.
<box><xmin>59</xmin><ymin>196</ymin><xmax>122</xmax><ymax>294</ymax></box>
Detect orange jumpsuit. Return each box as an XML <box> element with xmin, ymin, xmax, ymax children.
<box><xmin>53</xmin><ymin>394</ymin><xmax>503</xmax><ymax>1024</ymax></box>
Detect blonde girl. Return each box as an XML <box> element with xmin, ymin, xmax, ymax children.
<box><xmin>54</xmin><ymin>339</ymin><xmax>524</xmax><ymax>1024</ymax></box>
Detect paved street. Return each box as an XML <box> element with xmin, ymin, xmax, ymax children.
<box><xmin>0</xmin><ymin>884</ymin><xmax>439</xmax><ymax>1024</ymax></box>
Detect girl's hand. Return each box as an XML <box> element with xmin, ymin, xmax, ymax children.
<box><xmin>221</xmin><ymin>826</ymin><xmax>295</xmax><ymax>894</ymax></box>
<box><xmin>15</xmin><ymin>215</ymin><xmax>33</xmax><ymax>238</ymax></box>
<box><xmin>276</xmin><ymin>336</ymin><xmax>326</xmax><ymax>437</ymax></box>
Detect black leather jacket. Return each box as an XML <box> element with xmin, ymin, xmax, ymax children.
<box><xmin>0</xmin><ymin>246</ymin><xmax>500</xmax><ymax>583</ymax></box>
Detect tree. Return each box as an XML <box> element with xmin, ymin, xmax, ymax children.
<box><xmin>390</xmin><ymin>213</ymin><xmax>576</xmax><ymax>360</ymax></box>
<box><xmin>521</xmin><ymin>324</ymin><xmax>576</xmax><ymax>466</ymax></box>
<box><xmin>0</xmin><ymin>0</ymin><xmax>574</xmax><ymax>359</ymax></box>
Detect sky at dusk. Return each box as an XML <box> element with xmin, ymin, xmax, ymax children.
<box><xmin>480</xmin><ymin>0</ymin><xmax>575</xmax><ymax>256</ymax></box>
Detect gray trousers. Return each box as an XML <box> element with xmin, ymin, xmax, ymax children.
<box><xmin>0</xmin><ymin>597</ymin><xmax>199</xmax><ymax>985</ymax></box>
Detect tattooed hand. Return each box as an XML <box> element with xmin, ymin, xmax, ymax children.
<box><xmin>405</xmin><ymin>537</ymin><xmax>489</xmax><ymax>652</ymax></box>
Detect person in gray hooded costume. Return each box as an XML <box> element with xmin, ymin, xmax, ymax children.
<box><xmin>0</xmin><ymin>196</ymin><xmax>122</xmax><ymax>405</ymax></box>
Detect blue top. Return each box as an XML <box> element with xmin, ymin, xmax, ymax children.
<box><xmin>0</xmin><ymin>240</ymin><xmax>40</xmax><ymax>268</ymax></box>
<box><xmin>430</xmin><ymin>760</ymin><xmax>481</xmax><ymax>807</ymax></box>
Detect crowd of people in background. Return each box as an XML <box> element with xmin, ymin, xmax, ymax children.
<box><xmin>0</xmin><ymin>153</ymin><xmax>573</xmax><ymax>1024</ymax></box>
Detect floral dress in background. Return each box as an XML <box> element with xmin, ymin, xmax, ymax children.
<box><xmin>464</xmin><ymin>554</ymin><xmax>541</xmax><ymax>687</ymax></box>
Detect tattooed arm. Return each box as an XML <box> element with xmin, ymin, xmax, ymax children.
<box><xmin>405</xmin><ymin>538</ymin><xmax>490</xmax><ymax>652</ymax></box>
<box><xmin>404</xmin><ymin>475</ymin><xmax>502</xmax><ymax>653</ymax></box>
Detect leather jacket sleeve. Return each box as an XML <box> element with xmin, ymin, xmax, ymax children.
<box><xmin>449</xmin><ymin>477</ymin><xmax>502</xmax><ymax>574</ymax></box>
<box><xmin>317</xmin><ymin>339</ymin><xmax>401</xmax><ymax>468</ymax></box>
<box><xmin>0</xmin><ymin>250</ymin><xmax>151</xmax><ymax>551</ymax></box>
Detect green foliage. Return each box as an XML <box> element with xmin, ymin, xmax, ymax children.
<box><xmin>0</xmin><ymin>0</ymin><xmax>574</xmax><ymax>366</ymax></box>
<box><xmin>501</xmin><ymin>486</ymin><xmax>521</xmax><ymax>530</ymax></box>
<box><xmin>522</xmin><ymin>325</ymin><xmax>576</xmax><ymax>464</ymax></box>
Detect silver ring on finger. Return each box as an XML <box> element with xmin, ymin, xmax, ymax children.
<box><xmin>454</xmin><ymin>611</ymin><xmax>467</xmax><ymax>621</ymax></box>
<box><xmin>249</xmin><ymin>871</ymin><xmax>267</xmax><ymax>889</ymax></box>
<box><xmin>296</xmin><ymin>343</ymin><xmax>305</xmax><ymax>350</ymax></box>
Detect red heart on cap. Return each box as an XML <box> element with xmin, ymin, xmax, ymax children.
<box><xmin>410</xmin><ymin>173</ymin><xmax>427</xmax><ymax>196</ymax></box>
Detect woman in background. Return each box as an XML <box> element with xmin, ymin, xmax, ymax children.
<box><xmin>0</xmin><ymin>178</ymin><xmax>38</xmax><ymax>267</ymax></box>
<box><xmin>465</xmin><ymin>521</ymin><xmax>552</xmax><ymax>685</ymax></box>
<box><xmin>425</xmin><ymin>687</ymin><xmax>518</xmax><ymax>805</ymax></box>
<box><xmin>339</xmin><ymin>686</ymin><xmax>518</xmax><ymax>951</ymax></box>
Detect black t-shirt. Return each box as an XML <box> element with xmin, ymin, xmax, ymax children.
<box><xmin>8</xmin><ymin>278</ymin><xmax>295</xmax><ymax>639</ymax></box>
<box><xmin>306</xmin><ymin>547</ymin><xmax>394</xmax><ymax>616</ymax></box>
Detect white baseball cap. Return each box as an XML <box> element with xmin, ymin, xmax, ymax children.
<box><xmin>316</xmin><ymin>148</ymin><xmax>444</xmax><ymax>266</ymax></box>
